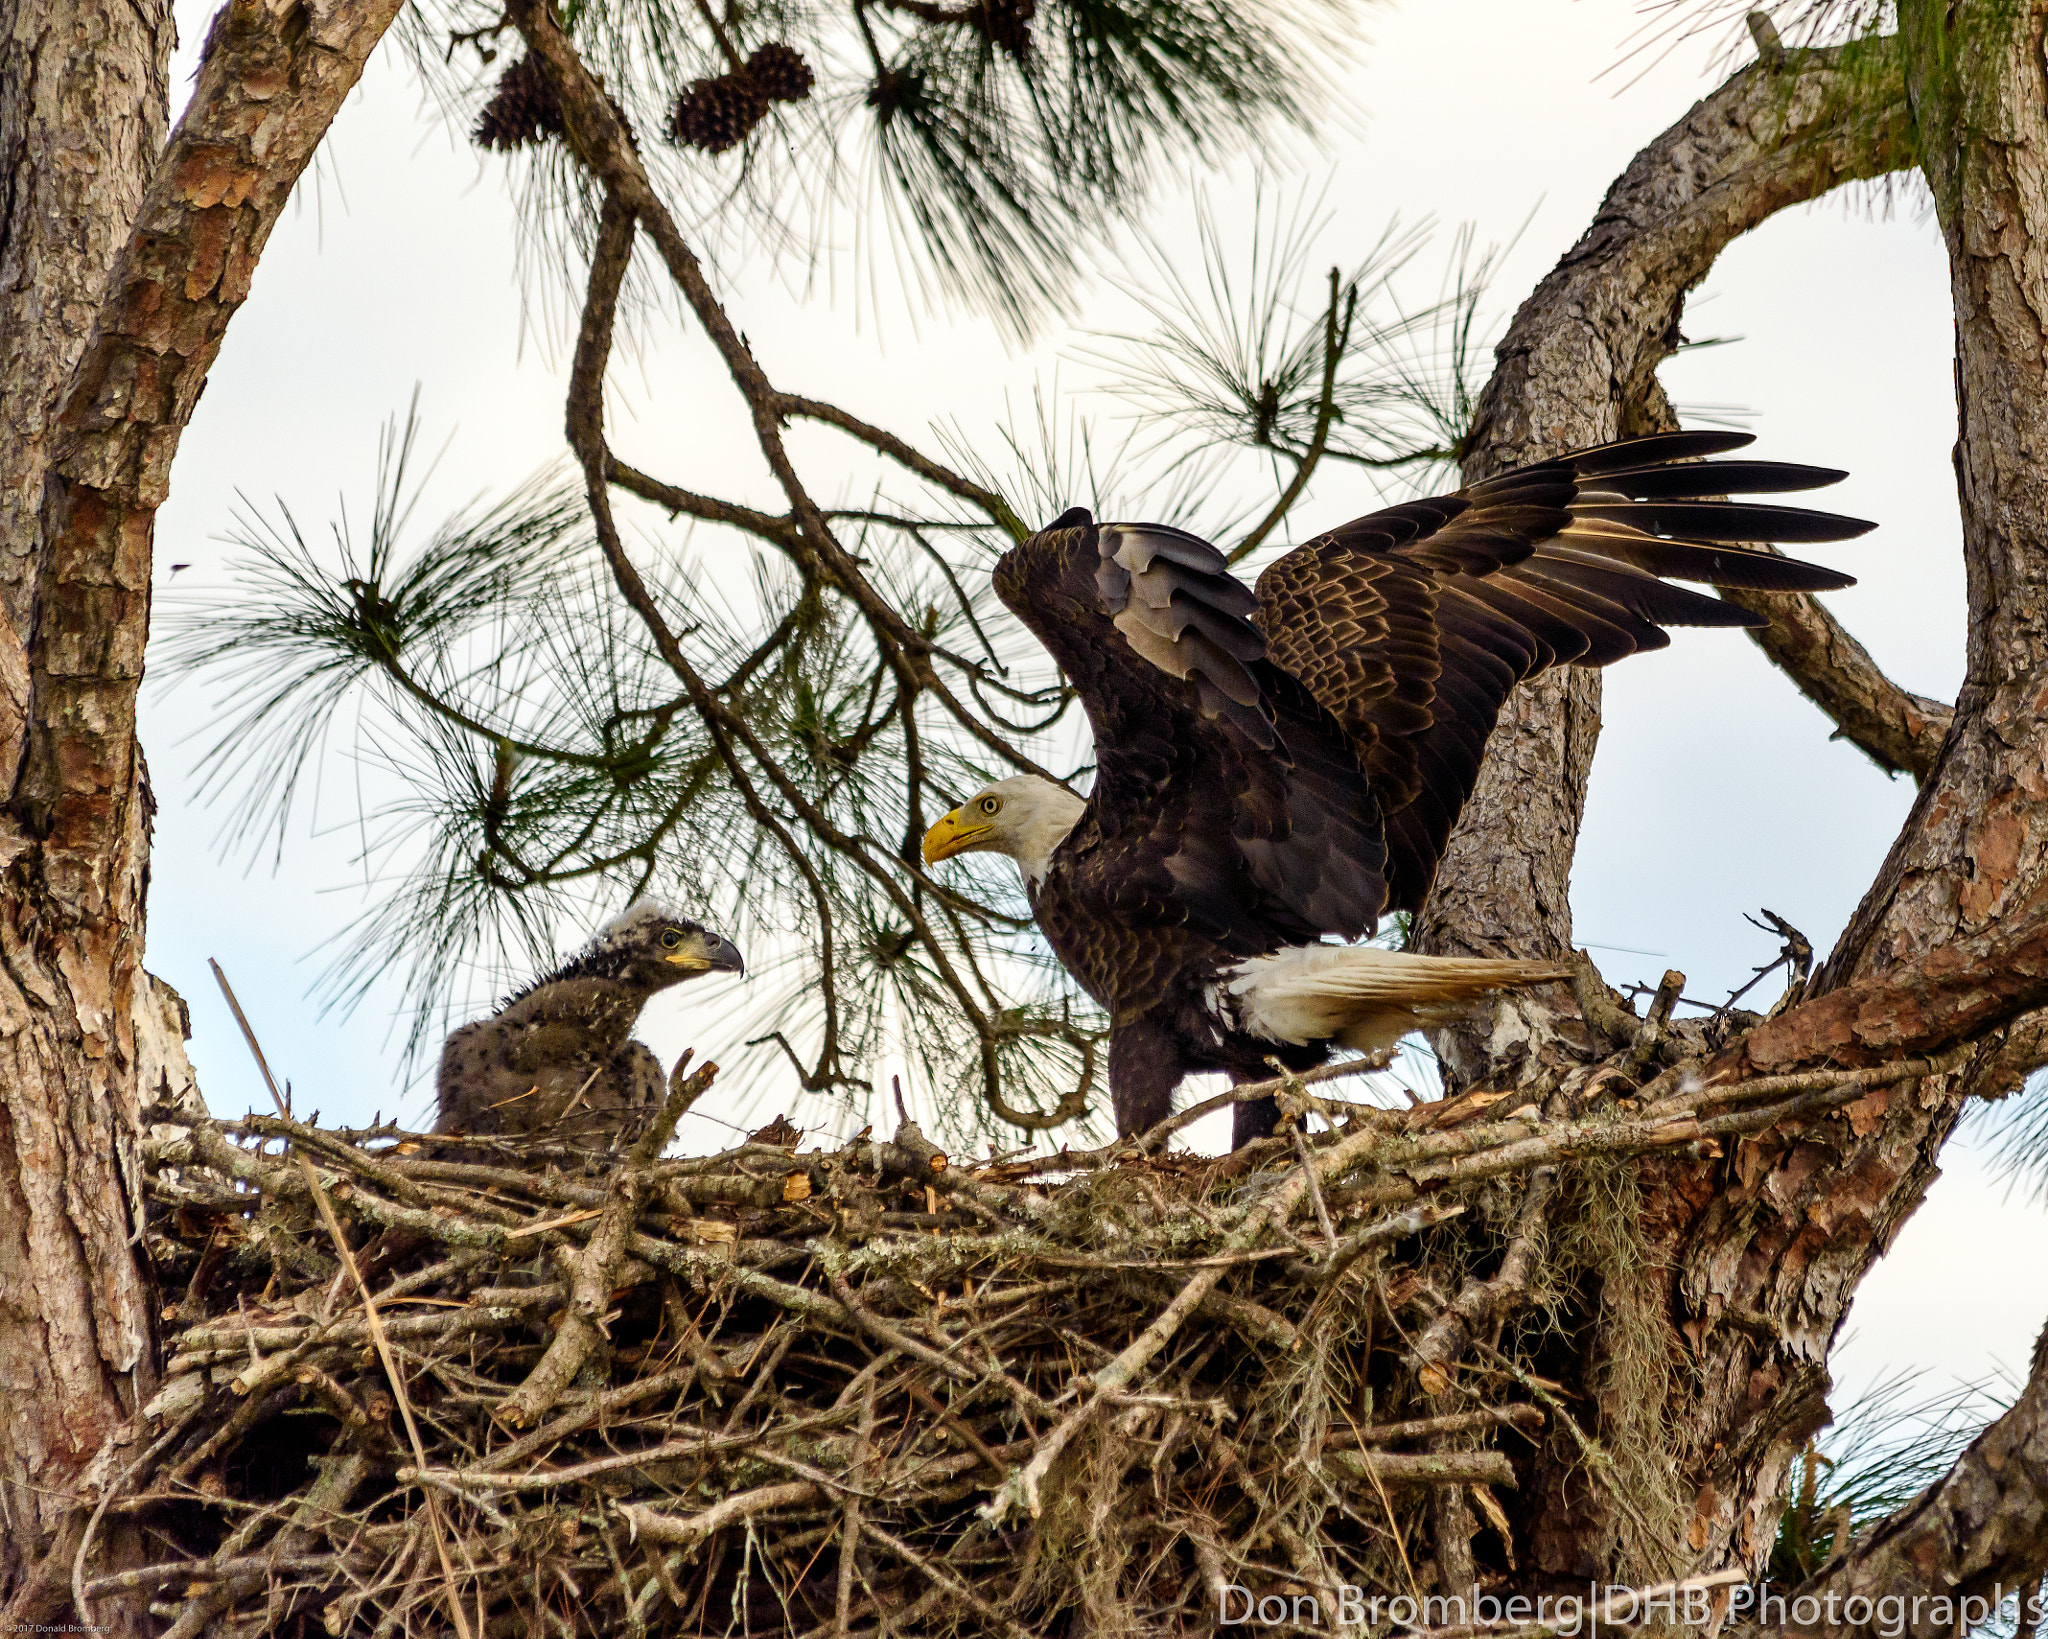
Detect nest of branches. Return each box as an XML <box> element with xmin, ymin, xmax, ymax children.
<box><xmin>92</xmin><ymin>981</ymin><xmax>1967</xmax><ymax>1638</ymax></box>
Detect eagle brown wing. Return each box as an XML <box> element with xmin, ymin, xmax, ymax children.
<box><xmin>1094</xmin><ymin>520</ymin><xmax>1279</xmax><ymax>748</ymax></box>
<box><xmin>994</xmin><ymin>511</ymin><xmax>1391</xmax><ymax>952</ymax></box>
<box><xmin>1254</xmin><ymin>431</ymin><xmax>1872</xmax><ymax>911</ymax></box>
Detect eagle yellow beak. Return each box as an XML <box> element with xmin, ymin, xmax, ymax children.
<box><xmin>665</xmin><ymin>932</ymin><xmax>746</xmax><ymax>975</ymax></box>
<box><xmin>922</xmin><ymin>807</ymin><xmax>992</xmax><ymax>865</ymax></box>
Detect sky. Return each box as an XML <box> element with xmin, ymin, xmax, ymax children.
<box><xmin>142</xmin><ymin>0</ymin><xmax>2046</xmax><ymax>1410</ymax></box>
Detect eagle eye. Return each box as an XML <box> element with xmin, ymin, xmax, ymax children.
<box><xmin>979</xmin><ymin>796</ymin><xmax>1000</xmax><ymax>815</ymax></box>
<box><xmin>660</xmin><ymin>928</ymin><xmax>684</xmax><ymax>949</ymax></box>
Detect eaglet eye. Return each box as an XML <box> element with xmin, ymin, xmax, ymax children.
<box><xmin>979</xmin><ymin>797</ymin><xmax>1000</xmax><ymax>815</ymax></box>
<box><xmin>660</xmin><ymin>928</ymin><xmax>684</xmax><ymax>949</ymax></box>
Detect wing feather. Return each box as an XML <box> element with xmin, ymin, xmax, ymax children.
<box><xmin>1256</xmin><ymin>432</ymin><xmax>1871</xmax><ymax>908</ymax></box>
<box><xmin>993</xmin><ymin>511</ymin><xmax>1391</xmax><ymax>953</ymax></box>
<box><xmin>1097</xmin><ymin>523</ymin><xmax>1276</xmax><ymax>747</ymax></box>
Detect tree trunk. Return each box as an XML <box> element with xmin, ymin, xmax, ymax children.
<box><xmin>1410</xmin><ymin>11</ymin><xmax>2048</xmax><ymax>1596</ymax></box>
<box><xmin>0</xmin><ymin>0</ymin><xmax>402</xmax><ymax>1622</ymax></box>
<box><xmin>0</xmin><ymin>0</ymin><xmax>173</xmax><ymax>1618</ymax></box>
<box><xmin>0</xmin><ymin>0</ymin><xmax>171</xmax><ymax>633</ymax></box>
<box><xmin>1709</xmin><ymin>0</ymin><xmax>2048</xmax><ymax>1606</ymax></box>
<box><xmin>1416</xmin><ymin>29</ymin><xmax>1913</xmax><ymax>1093</ymax></box>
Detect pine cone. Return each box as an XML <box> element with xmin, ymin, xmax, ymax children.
<box><xmin>745</xmin><ymin>42</ymin><xmax>815</xmax><ymax>104</ymax></box>
<box><xmin>667</xmin><ymin>71</ymin><xmax>770</xmax><ymax>154</ymax></box>
<box><xmin>971</xmin><ymin>0</ymin><xmax>1034</xmax><ymax>60</ymax></box>
<box><xmin>473</xmin><ymin>54</ymin><xmax>564</xmax><ymax>152</ymax></box>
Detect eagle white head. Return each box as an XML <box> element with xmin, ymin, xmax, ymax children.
<box><xmin>921</xmin><ymin>775</ymin><xmax>1086</xmax><ymax>888</ymax></box>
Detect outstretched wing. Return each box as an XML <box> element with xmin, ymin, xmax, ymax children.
<box><xmin>1094</xmin><ymin>521</ymin><xmax>1277</xmax><ymax>749</ymax></box>
<box><xmin>1254</xmin><ymin>431</ymin><xmax>1872</xmax><ymax>910</ymax></box>
<box><xmin>993</xmin><ymin>510</ymin><xmax>1389</xmax><ymax>948</ymax></box>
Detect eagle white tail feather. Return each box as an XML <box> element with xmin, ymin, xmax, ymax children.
<box><xmin>1220</xmin><ymin>945</ymin><xmax>1571</xmax><ymax>1054</ymax></box>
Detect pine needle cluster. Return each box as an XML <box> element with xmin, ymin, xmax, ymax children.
<box><xmin>158</xmin><ymin>185</ymin><xmax>1506</xmax><ymax>1142</ymax></box>
<box><xmin>412</xmin><ymin>0</ymin><xmax>1350</xmax><ymax>332</ymax></box>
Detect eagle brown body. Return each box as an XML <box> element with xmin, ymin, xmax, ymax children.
<box><xmin>927</xmin><ymin>432</ymin><xmax>1874</xmax><ymax>1145</ymax></box>
<box><xmin>435</xmin><ymin>901</ymin><xmax>743</xmax><ymax>1147</ymax></box>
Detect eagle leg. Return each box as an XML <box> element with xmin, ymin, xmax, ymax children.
<box><xmin>1229</xmin><ymin>1075</ymin><xmax>1281</xmax><ymax>1148</ymax></box>
<box><xmin>1108</xmin><ymin>1018</ymin><xmax>1185</xmax><ymax>1139</ymax></box>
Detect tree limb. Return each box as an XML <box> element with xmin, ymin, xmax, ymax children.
<box><xmin>0</xmin><ymin>1</ymin><xmax>401</xmax><ymax>1621</ymax></box>
<box><xmin>1417</xmin><ymin>28</ymin><xmax>1915</xmax><ymax>989</ymax></box>
<box><xmin>13</xmin><ymin>0</ymin><xmax>406</xmax><ymax>842</ymax></box>
<box><xmin>1726</xmin><ymin>890</ymin><xmax>2048</xmax><ymax>1075</ymax></box>
<box><xmin>1741</xmin><ymin>1322</ymin><xmax>2048</xmax><ymax>1639</ymax></box>
<box><xmin>1722</xmin><ymin>585</ymin><xmax>1953</xmax><ymax>782</ymax></box>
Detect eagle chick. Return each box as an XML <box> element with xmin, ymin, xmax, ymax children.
<box><xmin>435</xmin><ymin>900</ymin><xmax>743</xmax><ymax>1147</ymax></box>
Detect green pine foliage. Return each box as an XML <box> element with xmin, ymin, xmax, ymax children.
<box><xmin>1767</xmin><ymin>1370</ymin><xmax>2015</xmax><ymax>1592</ymax></box>
<box><xmin>160</xmin><ymin>187</ymin><xmax>1493</xmax><ymax>1141</ymax></box>
<box><xmin>418</xmin><ymin>0</ymin><xmax>1350</xmax><ymax>332</ymax></box>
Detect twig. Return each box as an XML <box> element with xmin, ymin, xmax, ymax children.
<box><xmin>497</xmin><ymin>1063</ymin><xmax>719</xmax><ymax>1428</ymax></box>
<box><xmin>1058</xmin><ymin>1056</ymin><xmax>1394</xmax><ymax>1167</ymax></box>
<box><xmin>985</xmin><ymin>1116</ymin><xmax>1387</xmax><ymax>1520</ymax></box>
<box><xmin>1621</xmin><ymin>969</ymin><xmax>1684</xmax><ymax>1078</ymax></box>
<box><xmin>1410</xmin><ymin>1170</ymin><xmax>1555</xmax><ymax>1396</ymax></box>
<box><xmin>1323</xmin><ymin>1449</ymin><xmax>1518</xmax><ymax>1488</ymax></box>
<box><xmin>208</xmin><ymin>961</ymin><xmax>477</xmax><ymax>1639</ymax></box>
<box><xmin>617</xmin><ymin>1482</ymin><xmax>822</xmax><ymax>1546</ymax></box>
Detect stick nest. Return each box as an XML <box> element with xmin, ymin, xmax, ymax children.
<box><xmin>93</xmin><ymin>1014</ymin><xmax>1922</xmax><ymax>1637</ymax></box>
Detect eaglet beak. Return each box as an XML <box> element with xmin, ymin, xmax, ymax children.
<box><xmin>922</xmin><ymin>807</ymin><xmax>993</xmax><ymax>866</ymax></box>
<box><xmin>667</xmin><ymin>932</ymin><xmax>746</xmax><ymax>976</ymax></box>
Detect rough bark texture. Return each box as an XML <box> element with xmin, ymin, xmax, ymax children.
<box><xmin>1416</xmin><ymin>34</ymin><xmax>1915</xmax><ymax>1091</ymax></box>
<box><xmin>1664</xmin><ymin>0</ymin><xmax>2048</xmax><ymax>1586</ymax></box>
<box><xmin>0</xmin><ymin>0</ymin><xmax>2041</xmax><ymax>1627</ymax></box>
<box><xmin>0</xmin><ymin>0</ymin><xmax>173</xmax><ymax>1617</ymax></box>
<box><xmin>1406</xmin><ymin>10</ymin><xmax>2048</xmax><ymax>1600</ymax></box>
<box><xmin>0</xmin><ymin>0</ymin><xmax>172</xmax><ymax>636</ymax></box>
<box><xmin>1747</xmin><ymin>1324</ymin><xmax>2048</xmax><ymax>1639</ymax></box>
<box><xmin>1413</xmin><ymin>1</ymin><xmax>2048</xmax><ymax>1599</ymax></box>
<box><xmin>1824</xmin><ymin>1</ymin><xmax>2048</xmax><ymax>991</ymax></box>
<box><xmin>0</xmin><ymin>0</ymin><xmax>401</xmax><ymax>1621</ymax></box>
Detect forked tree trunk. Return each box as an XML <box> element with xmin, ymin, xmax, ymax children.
<box><xmin>1414</xmin><ymin>3</ymin><xmax>2048</xmax><ymax>1604</ymax></box>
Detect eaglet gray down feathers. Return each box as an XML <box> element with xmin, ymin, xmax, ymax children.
<box><xmin>435</xmin><ymin>901</ymin><xmax>744</xmax><ymax>1147</ymax></box>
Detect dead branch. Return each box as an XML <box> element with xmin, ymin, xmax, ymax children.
<box><xmin>1722</xmin><ymin>585</ymin><xmax>1953</xmax><ymax>782</ymax></box>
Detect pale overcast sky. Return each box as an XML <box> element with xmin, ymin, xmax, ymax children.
<box><xmin>145</xmin><ymin>0</ymin><xmax>2042</xmax><ymax>1403</ymax></box>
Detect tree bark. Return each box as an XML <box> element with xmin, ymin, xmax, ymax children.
<box><xmin>1415</xmin><ymin>31</ymin><xmax>1914</xmax><ymax>1090</ymax></box>
<box><xmin>0</xmin><ymin>0</ymin><xmax>402</xmax><ymax>1620</ymax></box>
<box><xmin>0</xmin><ymin>0</ymin><xmax>173</xmax><ymax>1618</ymax></box>
<box><xmin>1821</xmin><ymin>0</ymin><xmax>2048</xmax><ymax>992</ymax></box>
<box><xmin>1403</xmin><ymin>16</ymin><xmax>2048</xmax><ymax>1596</ymax></box>
<box><xmin>1742</xmin><ymin>1324</ymin><xmax>2048</xmax><ymax>1639</ymax></box>
<box><xmin>1662</xmin><ymin>0</ymin><xmax>2048</xmax><ymax>1593</ymax></box>
<box><xmin>1448</xmin><ymin>0</ymin><xmax>2048</xmax><ymax>1596</ymax></box>
<box><xmin>0</xmin><ymin>0</ymin><xmax>171</xmax><ymax>636</ymax></box>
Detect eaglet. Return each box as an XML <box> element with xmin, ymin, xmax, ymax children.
<box><xmin>435</xmin><ymin>900</ymin><xmax>744</xmax><ymax>1147</ymax></box>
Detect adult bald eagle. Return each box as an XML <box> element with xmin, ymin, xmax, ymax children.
<box><xmin>922</xmin><ymin>432</ymin><xmax>1869</xmax><ymax>1146</ymax></box>
<box><xmin>436</xmin><ymin>900</ymin><xmax>743</xmax><ymax>1147</ymax></box>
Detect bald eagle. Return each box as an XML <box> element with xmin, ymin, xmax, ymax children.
<box><xmin>922</xmin><ymin>432</ymin><xmax>1869</xmax><ymax>1145</ymax></box>
<box><xmin>436</xmin><ymin>900</ymin><xmax>743</xmax><ymax>1146</ymax></box>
